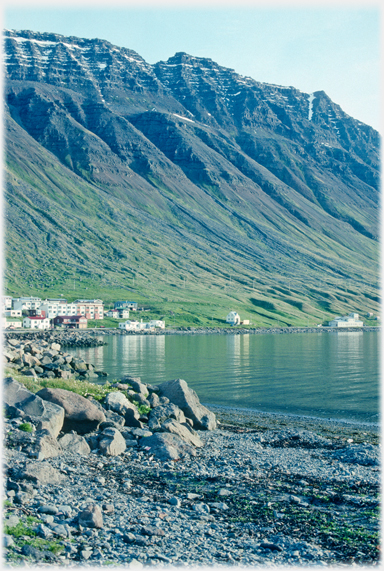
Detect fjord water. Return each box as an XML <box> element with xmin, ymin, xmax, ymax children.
<box><xmin>72</xmin><ymin>332</ymin><xmax>379</xmax><ymax>424</ymax></box>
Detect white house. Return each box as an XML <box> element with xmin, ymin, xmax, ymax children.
<box><xmin>2</xmin><ymin>296</ymin><xmax>12</xmax><ymax>311</ymax></box>
<box><xmin>106</xmin><ymin>310</ymin><xmax>120</xmax><ymax>318</ymax></box>
<box><xmin>114</xmin><ymin>301</ymin><xmax>137</xmax><ymax>311</ymax></box>
<box><xmin>119</xmin><ymin>309</ymin><xmax>130</xmax><ymax>319</ymax></box>
<box><xmin>3</xmin><ymin>318</ymin><xmax>23</xmax><ymax>329</ymax></box>
<box><xmin>4</xmin><ymin>309</ymin><xmax>22</xmax><ymax>318</ymax></box>
<box><xmin>13</xmin><ymin>297</ymin><xmax>42</xmax><ymax>311</ymax></box>
<box><xmin>40</xmin><ymin>300</ymin><xmax>78</xmax><ymax>319</ymax></box>
<box><xmin>119</xmin><ymin>319</ymin><xmax>165</xmax><ymax>331</ymax></box>
<box><xmin>119</xmin><ymin>320</ymin><xmax>144</xmax><ymax>331</ymax></box>
<box><xmin>23</xmin><ymin>316</ymin><xmax>51</xmax><ymax>330</ymax></box>
<box><xmin>226</xmin><ymin>311</ymin><xmax>241</xmax><ymax>326</ymax></box>
<box><xmin>149</xmin><ymin>320</ymin><xmax>165</xmax><ymax>329</ymax></box>
<box><xmin>329</xmin><ymin>313</ymin><xmax>364</xmax><ymax>328</ymax></box>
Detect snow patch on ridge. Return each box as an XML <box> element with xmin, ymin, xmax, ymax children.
<box><xmin>173</xmin><ymin>113</ymin><xmax>194</xmax><ymax>123</ymax></box>
<box><xmin>308</xmin><ymin>93</ymin><xmax>315</xmax><ymax>121</ymax></box>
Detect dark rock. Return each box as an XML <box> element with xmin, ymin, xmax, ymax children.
<box><xmin>21</xmin><ymin>544</ymin><xmax>43</xmax><ymax>559</ymax></box>
<box><xmin>147</xmin><ymin>403</ymin><xmax>186</xmax><ymax>431</ymax></box>
<box><xmin>140</xmin><ymin>525</ymin><xmax>166</xmax><ymax>537</ymax></box>
<box><xmin>36</xmin><ymin>388</ymin><xmax>105</xmax><ymax>434</ymax></box>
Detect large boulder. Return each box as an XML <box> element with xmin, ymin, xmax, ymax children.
<box><xmin>31</xmin><ymin>430</ymin><xmax>63</xmax><ymax>461</ymax></box>
<box><xmin>147</xmin><ymin>403</ymin><xmax>186</xmax><ymax>431</ymax></box>
<box><xmin>139</xmin><ymin>432</ymin><xmax>197</xmax><ymax>461</ymax></box>
<box><xmin>158</xmin><ymin>379</ymin><xmax>216</xmax><ymax>430</ymax></box>
<box><xmin>160</xmin><ymin>419</ymin><xmax>203</xmax><ymax>447</ymax></box>
<box><xmin>20</xmin><ymin>461</ymin><xmax>66</xmax><ymax>485</ymax></box>
<box><xmin>127</xmin><ymin>379</ymin><xmax>148</xmax><ymax>397</ymax></box>
<box><xmin>58</xmin><ymin>433</ymin><xmax>91</xmax><ymax>455</ymax></box>
<box><xmin>104</xmin><ymin>391</ymin><xmax>141</xmax><ymax>424</ymax></box>
<box><xmin>78</xmin><ymin>504</ymin><xmax>103</xmax><ymax>528</ymax></box>
<box><xmin>37</xmin><ymin>388</ymin><xmax>105</xmax><ymax>434</ymax></box>
<box><xmin>4</xmin><ymin>378</ymin><xmax>64</xmax><ymax>437</ymax></box>
<box><xmin>98</xmin><ymin>427</ymin><xmax>126</xmax><ymax>456</ymax></box>
<box><xmin>4</xmin><ymin>376</ymin><xmax>37</xmax><ymax>405</ymax></box>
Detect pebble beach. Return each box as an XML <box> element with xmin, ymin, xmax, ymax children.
<box><xmin>4</xmin><ymin>404</ymin><xmax>380</xmax><ymax>568</ymax></box>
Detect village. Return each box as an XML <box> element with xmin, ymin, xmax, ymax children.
<box><xmin>1</xmin><ymin>295</ymin><xmax>373</xmax><ymax>332</ymax></box>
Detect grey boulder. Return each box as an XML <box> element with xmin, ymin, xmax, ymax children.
<box><xmin>37</xmin><ymin>388</ymin><xmax>105</xmax><ymax>434</ymax></box>
<box><xmin>31</xmin><ymin>430</ymin><xmax>63</xmax><ymax>460</ymax></box>
<box><xmin>78</xmin><ymin>504</ymin><xmax>103</xmax><ymax>528</ymax></box>
<box><xmin>158</xmin><ymin>379</ymin><xmax>216</xmax><ymax>430</ymax></box>
<box><xmin>4</xmin><ymin>378</ymin><xmax>64</xmax><ymax>437</ymax></box>
<box><xmin>147</xmin><ymin>403</ymin><xmax>186</xmax><ymax>431</ymax></box>
<box><xmin>139</xmin><ymin>432</ymin><xmax>196</xmax><ymax>461</ymax></box>
<box><xmin>160</xmin><ymin>419</ymin><xmax>203</xmax><ymax>448</ymax></box>
<box><xmin>104</xmin><ymin>391</ymin><xmax>141</xmax><ymax>426</ymax></box>
<box><xmin>59</xmin><ymin>432</ymin><xmax>91</xmax><ymax>455</ymax></box>
<box><xmin>21</xmin><ymin>461</ymin><xmax>66</xmax><ymax>485</ymax></box>
<box><xmin>98</xmin><ymin>427</ymin><xmax>126</xmax><ymax>456</ymax></box>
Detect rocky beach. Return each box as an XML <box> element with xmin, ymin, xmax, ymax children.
<box><xmin>2</xmin><ymin>333</ymin><xmax>380</xmax><ymax>567</ymax></box>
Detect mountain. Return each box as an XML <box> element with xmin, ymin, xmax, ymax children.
<box><xmin>3</xmin><ymin>29</ymin><xmax>380</xmax><ymax>326</ymax></box>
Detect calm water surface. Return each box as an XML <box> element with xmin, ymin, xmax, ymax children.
<box><xmin>72</xmin><ymin>332</ymin><xmax>380</xmax><ymax>424</ymax></box>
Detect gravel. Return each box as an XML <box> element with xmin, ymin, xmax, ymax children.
<box><xmin>3</xmin><ymin>406</ymin><xmax>380</xmax><ymax>567</ymax></box>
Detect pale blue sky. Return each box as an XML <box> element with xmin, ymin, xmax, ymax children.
<box><xmin>3</xmin><ymin>4</ymin><xmax>382</xmax><ymax>131</ymax></box>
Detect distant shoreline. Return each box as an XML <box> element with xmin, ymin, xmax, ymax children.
<box><xmin>5</xmin><ymin>325</ymin><xmax>380</xmax><ymax>339</ymax></box>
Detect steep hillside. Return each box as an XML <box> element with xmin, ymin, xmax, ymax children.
<box><xmin>3</xmin><ymin>30</ymin><xmax>380</xmax><ymax>326</ymax></box>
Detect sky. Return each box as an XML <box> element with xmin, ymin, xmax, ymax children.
<box><xmin>2</xmin><ymin>2</ymin><xmax>382</xmax><ymax>131</ymax></box>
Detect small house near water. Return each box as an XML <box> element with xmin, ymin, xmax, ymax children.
<box><xmin>226</xmin><ymin>311</ymin><xmax>241</xmax><ymax>326</ymax></box>
<box><xmin>328</xmin><ymin>313</ymin><xmax>364</xmax><ymax>328</ymax></box>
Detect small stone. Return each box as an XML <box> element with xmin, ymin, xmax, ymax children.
<box><xmin>80</xmin><ymin>548</ymin><xmax>92</xmax><ymax>560</ymax></box>
<box><xmin>193</xmin><ymin>502</ymin><xmax>210</xmax><ymax>514</ymax></box>
<box><xmin>127</xmin><ymin>558</ymin><xmax>144</xmax><ymax>568</ymax></box>
<box><xmin>4</xmin><ymin>515</ymin><xmax>20</xmax><ymax>527</ymax></box>
<box><xmin>218</xmin><ymin>488</ymin><xmax>232</xmax><ymax>496</ymax></box>
<box><xmin>50</xmin><ymin>523</ymin><xmax>68</xmax><ymax>537</ymax></box>
<box><xmin>36</xmin><ymin>523</ymin><xmax>54</xmax><ymax>538</ymax></box>
<box><xmin>140</xmin><ymin>525</ymin><xmax>166</xmax><ymax>537</ymax></box>
<box><xmin>187</xmin><ymin>493</ymin><xmax>200</xmax><ymax>500</ymax></box>
<box><xmin>123</xmin><ymin>532</ymin><xmax>136</xmax><ymax>543</ymax></box>
<box><xmin>78</xmin><ymin>504</ymin><xmax>103</xmax><ymax>528</ymax></box>
<box><xmin>260</xmin><ymin>542</ymin><xmax>283</xmax><ymax>552</ymax></box>
<box><xmin>169</xmin><ymin>497</ymin><xmax>181</xmax><ymax>507</ymax></box>
<box><xmin>4</xmin><ymin>535</ymin><xmax>14</xmax><ymax>548</ymax></box>
<box><xmin>102</xmin><ymin>503</ymin><xmax>115</xmax><ymax>514</ymax></box>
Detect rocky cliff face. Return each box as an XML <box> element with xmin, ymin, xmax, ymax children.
<box><xmin>3</xmin><ymin>29</ymin><xmax>380</xmax><ymax>323</ymax></box>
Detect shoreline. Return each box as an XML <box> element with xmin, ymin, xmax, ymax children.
<box><xmin>206</xmin><ymin>403</ymin><xmax>380</xmax><ymax>430</ymax></box>
<box><xmin>5</xmin><ymin>325</ymin><xmax>380</xmax><ymax>339</ymax></box>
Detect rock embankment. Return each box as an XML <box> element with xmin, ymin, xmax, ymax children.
<box><xmin>4</xmin><ymin>337</ymin><xmax>107</xmax><ymax>380</ymax></box>
<box><xmin>5</xmin><ymin>330</ymin><xmax>106</xmax><ymax>347</ymax></box>
<box><xmin>4</xmin><ymin>375</ymin><xmax>216</xmax><ymax>463</ymax></box>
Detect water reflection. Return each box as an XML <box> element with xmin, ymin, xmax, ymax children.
<box><xmin>71</xmin><ymin>332</ymin><xmax>379</xmax><ymax>423</ymax></box>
